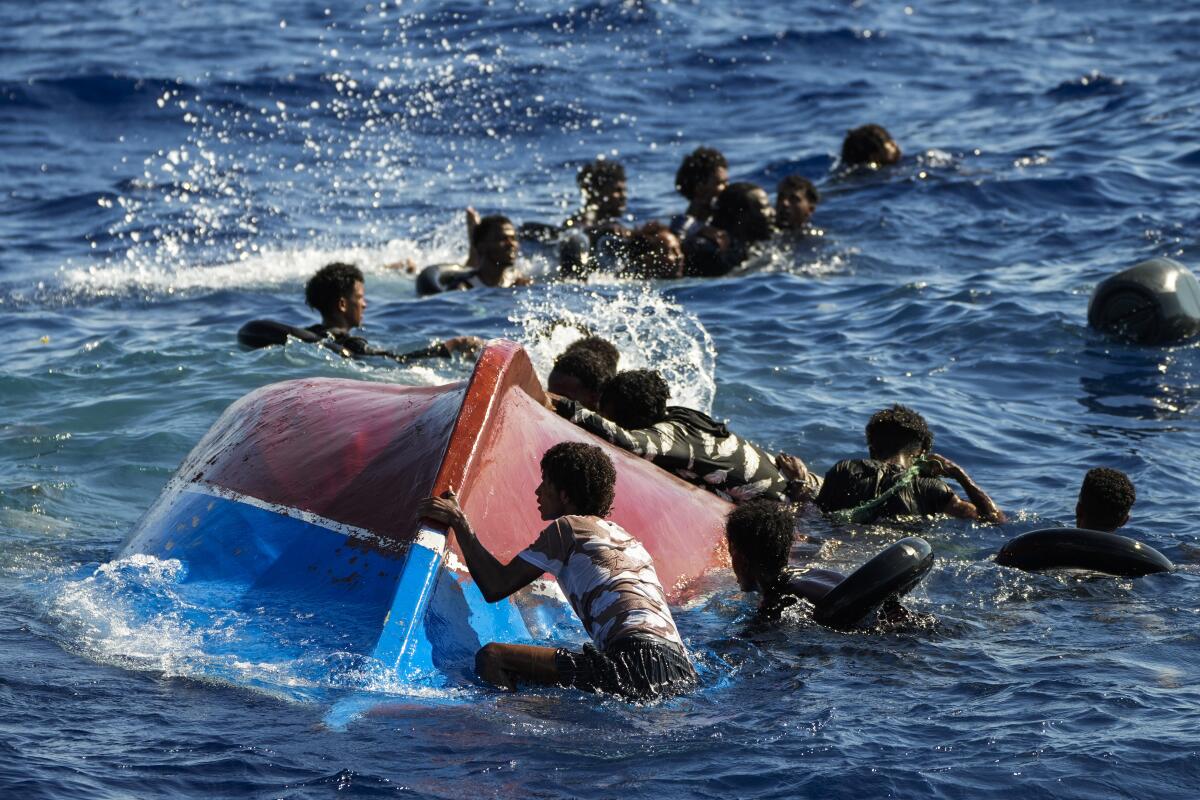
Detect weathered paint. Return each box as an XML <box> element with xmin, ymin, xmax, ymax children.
<box><xmin>119</xmin><ymin>340</ymin><xmax>732</xmax><ymax>686</ymax></box>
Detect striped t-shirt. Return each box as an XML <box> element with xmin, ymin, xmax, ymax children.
<box><xmin>517</xmin><ymin>515</ymin><xmax>684</xmax><ymax>651</ymax></box>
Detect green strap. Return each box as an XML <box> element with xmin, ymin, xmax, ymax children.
<box><xmin>829</xmin><ymin>456</ymin><xmax>929</xmax><ymax>524</ymax></box>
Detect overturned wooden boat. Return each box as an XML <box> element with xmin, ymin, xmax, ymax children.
<box><xmin>121</xmin><ymin>340</ymin><xmax>731</xmax><ymax>685</ymax></box>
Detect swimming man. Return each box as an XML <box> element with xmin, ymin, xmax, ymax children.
<box><xmin>815</xmin><ymin>404</ymin><xmax>1006</xmax><ymax>523</ymax></box>
<box><xmin>1076</xmin><ymin>467</ymin><xmax>1136</xmax><ymax>532</ymax></box>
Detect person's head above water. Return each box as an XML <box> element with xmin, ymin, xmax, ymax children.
<box><xmin>675</xmin><ymin>147</ymin><xmax>729</xmax><ymax>219</ymax></box>
<box><xmin>1076</xmin><ymin>467</ymin><xmax>1136</xmax><ymax>532</ymax></box>
<box><xmin>563</xmin><ymin>335</ymin><xmax>620</xmax><ymax>374</ymax></box>
<box><xmin>725</xmin><ymin>498</ymin><xmax>795</xmax><ymax>594</ymax></box>
<box><xmin>305</xmin><ymin>262</ymin><xmax>366</xmax><ymax>329</ymax></box>
<box><xmin>577</xmin><ymin>159</ymin><xmax>627</xmax><ymax>222</ymax></box>
<box><xmin>548</xmin><ymin>349</ymin><xmax>613</xmax><ymax>411</ymax></box>
<box><xmin>776</xmin><ymin>175</ymin><xmax>820</xmax><ymax>230</ymax></box>
<box><xmin>599</xmin><ymin>369</ymin><xmax>670</xmax><ymax>430</ymax></box>
<box><xmin>470</xmin><ymin>214</ymin><xmax>519</xmax><ymax>281</ymax></box>
<box><xmin>711</xmin><ymin>182</ymin><xmax>775</xmax><ymax>244</ymax></box>
<box><xmin>537</xmin><ymin>441</ymin><xmax>617</xmax><ymax>520</ymax></box>
<box><xmin>626</xmin><ymin>222</ymin><xmax>685</xmax><ymax>279</ymax></box>
<box><xmin>841</xmin><ymin>124</ymin><xmax>902</xmax><ymax>168</ymax></box>
<box><xmin>865</xmin><ymin>404</ymin><xmax>934</xmax><ymax>461</ymax></box>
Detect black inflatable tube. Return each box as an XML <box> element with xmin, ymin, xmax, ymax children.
<box><xmin>995</xmin><ymin>527</ymin><xmax>1172</xmax><ymax>577</ymax></box>
<box><xmin>812</xmin><ymin>536</ymin><xmax>935</xmax><ymax>630</ymax></box>
<box><xmin>416</xmin><ymin>264</ymin><xmax>477</xmax><ymax>296</ymax></box>
<box><xmin>237</xmin><ymin>319</ymin><xmax>321</xmax><ymax>349</ymax></box>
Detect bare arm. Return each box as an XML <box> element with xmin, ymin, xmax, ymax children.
<box><xmin>775</xmin><ymin>452</ymin><xmax>823</xmax><ymax>502</ymax></box>
<box><xmin>416</xmin><ymin>492</ymin><xmax>543</xmax><ymax>602</ymax></box>
<box><xmin>925</xmin><ymin>454</ymin><xmax>1007</xmax><ymax>524</ymax></box>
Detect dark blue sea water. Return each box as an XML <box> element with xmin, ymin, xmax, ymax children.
<box><xmin>3</xmin><ymin>1</ymin><xmax>1200</xmax><ymax>797</ymax></box>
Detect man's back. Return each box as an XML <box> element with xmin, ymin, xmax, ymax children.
<box><xmin>816</xmin><ymin>458</ymin><xmax>955</xmax><ymax>521</ymax></box>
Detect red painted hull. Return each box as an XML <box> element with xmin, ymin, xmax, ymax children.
<box><xmin>171</xmin><ymin>339</ymin><xmax>731</xmax><ymax>600</ymax></box>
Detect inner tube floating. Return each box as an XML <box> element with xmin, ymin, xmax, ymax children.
<box><xmin>237</xmin><ymin>319</ymin><xmax>321</xmax><ymax>349</ymax></box>
<box><xmin>416</xmin><ymin>264</ymin><xmax>478</xmax><ymax>296</ymax></box>
<box><xmin>1088</xmin><ymin>257</ymin><xmax>1200</xmax><ymax>345</ymax></box>
<box><xmin>995</xmin><ymin>527</ymin><xmax>1172</xmax><ymax>577</ymax></box>
<box><xmin>812</xmin><ymin>536</ymin><xmax>934</xmax><ymax>630</ymax></box>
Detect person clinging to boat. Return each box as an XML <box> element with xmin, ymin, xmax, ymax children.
<box><xmin>546</xmin><ymin>348</ymin><xmax>613</xmax><ymax>412</ymax></box>
<box><xmin>416</xmin><ymin>442</ymin><xmax>696</xmax><ymax>701</ymax></box>
<box><xmin>548</xmin><ymin>368</ymin><xmax>814</xmax><ymax>504</ymax></box>
<box><xmin>814</xmin><ymin>404</ymin><xmax>1006</xmax><ymax>524</ymax></box>
<box><xmin>1075</xmin><ymin>467</ymin><xmax>1135</xmax><ymax>532</ymax></box>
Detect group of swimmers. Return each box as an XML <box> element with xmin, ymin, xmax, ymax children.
<box><xmin>409</xmin><ymin>123</ymin><xmax>903</xmax><ymax>291</ymax></box>
<box><xmin>237</xmin><ymin>130</ymin><xmax>1143</xmax><ymax>703</ymax></box>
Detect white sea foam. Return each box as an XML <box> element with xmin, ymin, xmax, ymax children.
<box><xmin>48</xmin><ymin>554</ymin><xmax>467</xmax><ymax>704</ymax></box>
<box><xmin>510</xmin><ymin>282</ymin><xmax>718</xmax><ymax>413</ymax></box>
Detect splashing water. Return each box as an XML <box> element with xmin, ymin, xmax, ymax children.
<box><xmin>510</xmin><ymin>282</ymin><xmax>717</xmax><ymax>412</ymax></box>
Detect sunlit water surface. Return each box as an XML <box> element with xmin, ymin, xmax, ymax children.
<box><xmin>2</xmin><ymin>1</ymin><xmax>1199</xmax><ymax>797</ymax></box>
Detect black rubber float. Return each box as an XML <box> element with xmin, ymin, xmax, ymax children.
<box><xmin>1088</xmin><ymin>257</ymin><xmax>1200</xmax><ymax>345</ymax></box>
<box><xmin>812</xmin><ymin>536</ymin><xmax>935</xmax><ymax>630</ymax></box>
<box><xmin>995</xmin><ymin>527</ymin><xmax>1173</xmax><ymax>577</ymax></box>
<box><xmin>416</xmin><ymin>264</ymin><xmax>478</xmax><ymax>296</ymax></box>
<box><xmin>236</xmin><ymin>319</ymin><xmax>321</xmax><ymax>349</ymax></box>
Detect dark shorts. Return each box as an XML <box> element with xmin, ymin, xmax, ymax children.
<box><xmin>554</xmin><ymin>634</ymin><xmax>697</xmax><ymax>701</ymax></box>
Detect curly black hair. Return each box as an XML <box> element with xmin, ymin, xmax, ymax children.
<box><xmin>725</xmin><ymin>498</ymin><xmax>795</xmax><ymax>587</ymax></box>
<box><xmin>470</xmin><ymin>214</ymin><xmax>514</xmax><ymax>248</ymax></box>
<box><xmin>841</xmin><ymin>124</ymin><xmax>901</xmax><ymax>167</ymax></box>
<box><xmin>711</xmin><ymin>182</ymin><xmax>773</xmax><ymax>244</ymax></box>
<box><xmin>600</xmin><ymin>369</ymin><xmax>670</xmax><ymax>430</ymax></box>
<box><xmin>626</xmin><ymin>222</ymin><xmax>684</xmax><ymax>279</ymax></box>
<box><xmin>777</xmin><ymin>174</ymin><xmax>820</xmax><ymax>207</ymax></box>
<box><xmin>563</xmin><ymin>336</ymin><xmax>620</xmax><ymax>374</ymax></box>
<box><xmin>305</xmin><ymin>262</ymin><xmax>364</xmax><ymax>315</ymax></box>
<box><xmin>540</xmin><ymin>442</ymin><xmax>617</xmax><ymax>517</ymax></box>
<box><xmin>577</xmin><ymin>159</ymin><xmax>626</xmax><ymax>194</ymax></box>
<box><xmin>1078</xmin><ymin>467</ymin><xmax>1136</xmax><ymax>530</ymax></box>
<box><xmin>675</xmin><ymin>146</ymin><xmax>728</xmax><ymax>200</ymax></box>
<box><xmin>550</xmin><ymin>349</ymin><xmax>613</xmax><ymax>393</ymax></box>
<box><xmin>865</xmin><ymin>404</ymin><xmax>933</xmax><ymax>460</ymax></box>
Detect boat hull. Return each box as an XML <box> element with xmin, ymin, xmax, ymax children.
<box><xmin>120</xmin><ymin>340</ymin><xmax>732</xmax><ymax>686</ymax></box>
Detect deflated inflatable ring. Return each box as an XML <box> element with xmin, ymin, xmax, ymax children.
<box><xmin>812</xmin><ymin>536</ymin><xmax>935</xmax><ymax>630</ymax></box>
<box><xmin>995</xmin><ymin>527</ymin><xmax>1172</xmax><ymax>577</ymax></box>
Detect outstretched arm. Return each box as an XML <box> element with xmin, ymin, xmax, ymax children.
<box><xmin>417</xmin><ymin>491</ymin><xmax>543</xmax><ymax>602</ymax></box>
<box><xmin>465</xmin><ymin>207</ymin><xmax>482</xmax><ymax>268</ymax></box>
<box><xmin>925</xmin><ymin>454</ymin><xmax>1006</xmax><ymax>524</ymax></box>
<box><xmin>551</xmin><ymin>397</ymin><xmax>658</xmax><ymax>457</ymax></box>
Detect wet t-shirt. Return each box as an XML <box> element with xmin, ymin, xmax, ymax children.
<box><xmin>516</xmin><ymin>515</ymin><xmax>684</xmax><ymax>651</ymax></box>
<box><xmin>815</xmin><ymin>459</ymin><xmax>956</xmax><ymax>521</ymax></box>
